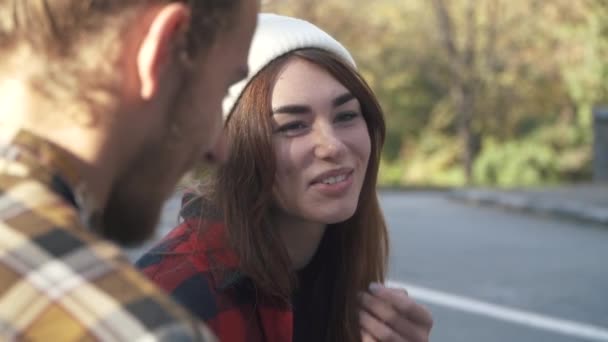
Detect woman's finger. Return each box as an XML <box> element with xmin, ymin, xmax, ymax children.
<box><xmin>359</xmin><ymin>309</ymin><xmax>407</xmax><ymax>342</ymax></box>
<box><xmin>360</xmin><ymin>291</ymin><xmax>428</xmax><ymax>341</ymax></box>
<box><xmin>369</xmin><ymin>283</ymin><xmax>434</xmax><ymax>328</ymax></box>
<box><xmin>361</xmin><ymin>330</ymin><xmax>377</xmax><ymax>342</ymax></box>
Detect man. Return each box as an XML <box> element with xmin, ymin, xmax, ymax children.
<box><xmin>0</xmin><ymin>0</ymin><xmax>257</xmax><ymax>340</ymax></box>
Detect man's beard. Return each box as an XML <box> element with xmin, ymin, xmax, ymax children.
<box><xmin>97</xmin><ymin>148</ymin><xmax>169</xmax><ymax>247</ymax></box>
<box><xmin>96</xmin><ymin>72</ymin><xmax>196</xmax><ymax>247</ymax></box>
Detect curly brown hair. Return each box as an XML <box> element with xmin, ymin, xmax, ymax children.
<box><xmin>0</xmin><ymin>0</ymin><xmax>241</xmax><ymax>55</ymax></box>
<box><xmin>0</xmin><ymin>0</ymin><xmax>243</xmax><ymax>111</ymax></box>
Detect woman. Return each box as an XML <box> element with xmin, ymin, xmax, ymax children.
<box><xmin>137</xmin><ymin>13</ymin><xmax>433</xmax><ymax>342</ymax></box>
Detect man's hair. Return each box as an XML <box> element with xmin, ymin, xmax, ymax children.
<box><xmin>0</xmin><ymin>0</ymin><xmax>241</xmax><ymax>110</ymax></box>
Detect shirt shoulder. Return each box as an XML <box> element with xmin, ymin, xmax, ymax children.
<box><xmin>136</xmin><ymin>218</ymin><xmax>238</xmax><ymax>287</ymax></box>
<box><xmin>136</xmin><ymin>219</ymin><xmax>262</xmax><ymax>335</ymax></box>
<box><xmin>136</xmin><ymin>219</ymin><xmax>233</xmax><ymax>312</ymax></box>
<box><xmin>0</xmin><ymin>180</ymin><xmax>216</xmax><ymax>341</ymax></box>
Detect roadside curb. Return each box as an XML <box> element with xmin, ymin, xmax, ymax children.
<box><xmin>447</xmin><ymin>189</ymin><xmax>608</xmax><ymax>227</ymax></box>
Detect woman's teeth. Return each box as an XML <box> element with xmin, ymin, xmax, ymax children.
<box><xmin>322</xmin><ymin>174</ymin><xmax>347</xmax><ymax>185</ymax></box>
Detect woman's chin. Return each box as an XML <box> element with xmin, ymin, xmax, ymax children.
<box><xmin>314</xmin><ymin>206</ymin><xmax>358</xmax><ymax>225</ymax></box>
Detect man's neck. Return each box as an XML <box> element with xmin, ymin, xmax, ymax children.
<box><xmin>0</xmin><ymin>78</ymin><xmax>122</xmax><ymax>214</ymax></box>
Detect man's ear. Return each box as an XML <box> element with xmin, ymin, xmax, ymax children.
<box><xmin>137</xmin><ymin>3</ymin><xmax>190</xmax><ymax>100</ymax></box>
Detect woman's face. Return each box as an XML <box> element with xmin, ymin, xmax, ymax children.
<box><xmin>270</xmin><ymin>57</ymin><xmax>371</xmax><ymax>225</ymax></box>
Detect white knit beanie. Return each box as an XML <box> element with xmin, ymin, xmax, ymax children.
<box><xmin>221</xmin><ymin>13</ymin><xmax>357</xmax><ymax>119</ymax></box>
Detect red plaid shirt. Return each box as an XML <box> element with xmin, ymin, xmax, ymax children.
<box><xmin>136</xmin><ymin>218</ymin><xmax>293</xmax><ymax>342</ymax></box>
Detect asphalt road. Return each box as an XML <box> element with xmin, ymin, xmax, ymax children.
<box><xmin>382</xmin><ymin>191</ymin><xmax>608</xmax><ymax>342</ymax></box>
<box><xmin>128</xmin><ymin>191</ymin><xmax>608</xmax><ymax>341</ymax></box>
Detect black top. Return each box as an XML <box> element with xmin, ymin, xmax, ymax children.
<box><xmin>292</xmin><ymin>230</ymin><xmax>336</xmax><ymax>342</ymax></box>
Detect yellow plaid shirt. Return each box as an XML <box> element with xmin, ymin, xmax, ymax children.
<box><xmin>0</xmin><ymin>131</ymin><xmax>216</xmax><ymax>341</ymax></box>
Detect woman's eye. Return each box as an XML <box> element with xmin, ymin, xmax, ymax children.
<box><xmin>275</xmin><ymin>121</ymin><xmax>308</xmax><ymax>134</ymax></box>
<box><xmin>335</xmin><ymin>111</ymin><xmax>360</xmax><ymax>123</ymax></box>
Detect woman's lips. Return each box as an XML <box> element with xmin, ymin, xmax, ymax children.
<box><xmin>310</xmin><ymin>170</ymin><xmax>354</xmax><ymax>196</ymax></box>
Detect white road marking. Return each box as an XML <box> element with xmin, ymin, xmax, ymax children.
<box><xmin>387</xmin><ymin>280</ymin><xmax>608</xmax><ymax>342</ymax></box>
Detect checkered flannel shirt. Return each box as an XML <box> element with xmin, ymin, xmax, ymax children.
<box><xmin>136</xmin><ymin>209</ymin><xmax>293</xmax><ymax>342</ymax></box>
<box><xmin>0</xmin><ymin>131</ymin><xmax>216</xmax><ymax>341</ymax></box>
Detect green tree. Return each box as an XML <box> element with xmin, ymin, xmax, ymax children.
<box><xmin>263</xmin><ymin>0</ymin><xmax>597</xmax><ymax>187</ymax></box>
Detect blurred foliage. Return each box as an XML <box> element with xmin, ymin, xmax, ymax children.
<box><xmin>263</xmin><ymin>0</ymin><xmax>606</xmax><ymax>187</ymax></box>
<box><xmin>474</xmin><ymin>123</ymin><xmax>592</xmax><ymax>186</ymax></box>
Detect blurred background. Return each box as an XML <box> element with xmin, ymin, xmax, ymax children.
<box><xmin>264</xmin><ymin>0</ymin><xmax>606</xmax><ymax>188</ymax></box>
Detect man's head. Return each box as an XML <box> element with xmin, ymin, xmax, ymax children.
<box><xmin>0</xmin><ymin>0</ymin><xmax>258</xmax><ymax>245</ymax></box>
<box><xmin>0</xmin><ymin>1</ymin><xmax>250</xmax><ymax>113</ymax></box>
<box><xmin>102</xmin><ymin>0</ymin><xmax>258</xmax><ymax>246</ymax></box>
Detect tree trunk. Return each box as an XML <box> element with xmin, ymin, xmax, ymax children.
<box><xmin>432</xmin><ymin>0</ymin><xmax>478</xmax><ymax>185</ymax></box>
<box><xmin>452</xmin><ymin>85</ymin><xmax>475</xmax><ymax>185</ymax></box>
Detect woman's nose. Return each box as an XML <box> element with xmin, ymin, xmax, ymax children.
<box><xmin>313</xmin><ymin>124</ymin><xmax>345</xmax><ymax>160</ymax></box>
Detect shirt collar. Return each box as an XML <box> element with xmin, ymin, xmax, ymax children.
<box><xmin>0</xmin><ymin>129</ymin><xmax>101</xmax><ymax>226</ymax></box>
<box><xmin>182</xmin><ymin>217</ymin><xmax>251</xmax><ymax>291</ymax></box>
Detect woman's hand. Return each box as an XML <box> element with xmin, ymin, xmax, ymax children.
<box><xmin>359</xmin><ymin>283</ymin><xmax>433</xmax><ymax>342</ymax></box>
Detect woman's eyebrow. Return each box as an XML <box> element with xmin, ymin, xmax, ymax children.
<box><xmin>272</xmin><ymin>93</ymin><xmax>355</xmax><ymax>115</ymax></box>
<box><xmin>333</xmin><ymin>93</ymin><xmax>355</xmax><ymax>107</ymax></box>
<box><xmin>272</xmin><ymin>104</ymin><xmax>311</xmax><ymax>115</ymax></box>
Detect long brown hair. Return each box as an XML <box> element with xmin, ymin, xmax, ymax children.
<box><xmin>191</xmin><ymin>48</ymin><xmax>388</xmax><ymax>342</ymax></box>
